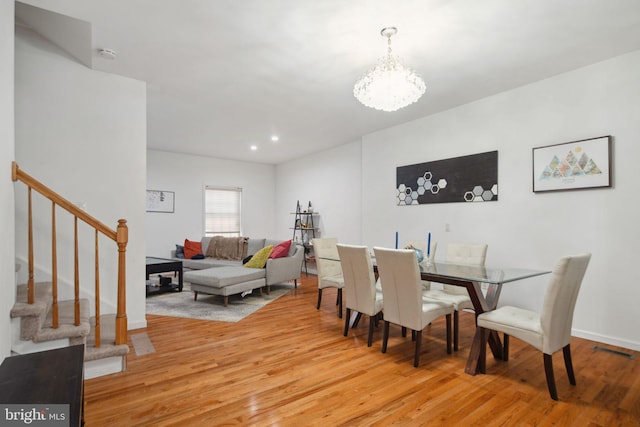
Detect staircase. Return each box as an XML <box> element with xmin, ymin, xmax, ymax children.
<box><xmin>10</xmin><ymin>162</ymin><xmax>129</xmax><ymax>379</ymax></box>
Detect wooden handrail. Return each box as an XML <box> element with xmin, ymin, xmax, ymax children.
<box><xmin>12</xmin><ymin>162</ymin><xmax>117</xmax><ymax>241</ymax></box>
<box><xmin>12</xmin><ymin>161</ymin><xmax>128</xmax><ymax>348</ymax></box>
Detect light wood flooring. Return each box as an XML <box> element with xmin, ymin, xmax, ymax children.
<box><xmin>85</xmin><ymin>275</ymin><xmax>640</xmax><ymax>426</ymax></box>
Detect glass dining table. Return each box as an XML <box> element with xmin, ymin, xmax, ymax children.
<box><xmin>323</xmin><ymin>254</ymin><xmax>550</xmax><ymax>375</ymax></box>
<box><xmin>415</xmin><ymin>261</ymin><xmax>550</xmax><ymax>375</ymax></box>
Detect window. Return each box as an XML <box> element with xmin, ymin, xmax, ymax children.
<box><xmin>204</xmin><ymin>187</ymin><xmax>242</xmax><ymax>237</ymax></box>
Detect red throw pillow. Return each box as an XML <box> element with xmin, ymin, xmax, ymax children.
<box><xmin>269</xmin><ymin>239</ymin><xmax>292</xmax><ymax>259</ymax></box>
<box><xmin>183</xmin><ymin>239</ymin><xmax>203</xmax><ymax>259</ymax></box>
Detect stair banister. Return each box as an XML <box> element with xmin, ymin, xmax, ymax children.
<box><xmin>11</xmin><ymin>161</ymin><xmax>128</xmax><ymax>347</ymax></box>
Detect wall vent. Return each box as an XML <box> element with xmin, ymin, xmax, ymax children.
<box><xmin>592</xmin><ymin>346</ymin><xmax>635</xmax><ymax>359</ymax></box>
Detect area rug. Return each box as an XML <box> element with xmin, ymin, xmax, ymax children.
<box><xmin>145</xmin><ymin>282</ymin><xmax>295</xmax><ymax>323</ymax></box>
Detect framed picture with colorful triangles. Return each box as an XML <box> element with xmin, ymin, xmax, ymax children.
<box><xmin>532</xmin><ymin>136</ymin><xmax>612</xmax><ymax>193</ymax></box>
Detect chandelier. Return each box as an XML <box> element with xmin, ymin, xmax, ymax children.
<box><xmin>353</xmin><ymin>27</ymin><xmax>426</xmax><ymax>112</ymax></box>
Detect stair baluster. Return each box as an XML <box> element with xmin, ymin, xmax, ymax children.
<box><xmin>94</xmin><ymin>229</ymin><xmax>101</xmax><ymax>348</ymax></box>
<box><xmin>27</xmin><ymin>187</ymin><xmax>34</xmax><ymax>304</ymax></box>
<box><xmin>51</xmin><ymin>201</ymin><xmax>58</xmax><ymax>328</ymax></box>
<box><xmin>74</xmin><ymin>216</ymin><xmax>80</xmax><ymax>327</ymax></box>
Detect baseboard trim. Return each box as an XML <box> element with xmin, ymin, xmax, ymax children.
<box><xmin>128</xmin><ymin>319</ymin><xmax>147</xmax><ymax>330</ymax></box>
<box><xmin>85</xmin><ymin>356</ymin><xmax>126</xmax><ymax>379</ymax></box>
<box><xmin>572</xmin><ymin>328</ymin><xmax>640</xmax><ymax>352</ymax></box>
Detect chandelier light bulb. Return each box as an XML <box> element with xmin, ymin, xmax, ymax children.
<box><xmin>354</xmin><ymin>27</ymin><xmax>426</xmax><ymax>112</ymax></box>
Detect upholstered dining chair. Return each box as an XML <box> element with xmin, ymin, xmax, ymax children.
<box><xmin>477</xmin><ymin>253</ymin><xmax>591</xmax><ymax>400</ymax></box>
<box><xmin>423</xmin><ymin>242</ymin><xmax>488</xmax><ymax>351</ymax></box>
<box><xmin>312</xmin><ymin>237</ymin><xmax>345</xmax><ymax>318</ymax></box>
<box><xmin>373</xmin><ymin>247</ymin><xmax>453</xmax><ymax>367</ymax></box>
<box><xmin>337</xmin><ymin>244</ymin><xmax>383</xmax><ymax>347</ymax></box>
<box><xmin>405</xmin><ymin>240</ymin><xmax>437</xmax><ymax>290</ymax></box>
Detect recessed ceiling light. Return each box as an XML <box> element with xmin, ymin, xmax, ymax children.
<box><xmin>250</xmin><ymin>145</ymin><xmax>258</xmax><ymax>151</ymax></box>
<box><xmin>271</xmin><ymin>135</ymin><xmax>279</xmax><ymax>142</ymax></box>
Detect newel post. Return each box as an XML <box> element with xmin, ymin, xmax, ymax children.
<box><xmin>115</xmin><ymin>219</ymin><xmax>128</xmax><ymax>345</ymax></box>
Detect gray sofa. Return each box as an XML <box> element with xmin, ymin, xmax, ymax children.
<box><xmin>174</xmin><ymin>237</ymin><xmax>304</xmax><ymax>306</ymax></box>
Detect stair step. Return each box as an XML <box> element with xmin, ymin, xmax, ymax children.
<box><xmin>85</xmin><ymin>344</ymin><xmax>129</xmax><ymax>361</ymax></box>
<box><xmin>11</xmin><ymin>284</ymin><xmax>129</xmax><ymax>374</ymax></box>
<box><xmin>11</xmin><ymin>283</ymin><xmax>54</xmax><ymax>340</ymax></box>
<box><xmin>33</xmin><ymin>299</ymin><xmax>91</xmax><ymax>343</ymax></box>
<box><xmin>11</xmin><ymin>282</ymin><xmax>53</xmax><ymax>318</ymax></box>
<box><xmin>84</xmin><ymin>314</ymin><xmax>129</xmax><ymax>361</ymax></box>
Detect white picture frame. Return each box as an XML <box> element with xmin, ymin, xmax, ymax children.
<box><xmin>146</xmin><ymin>190</ymin><xmax>175</xmax><ymax>213</ymax></box>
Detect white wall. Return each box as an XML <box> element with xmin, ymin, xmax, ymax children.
<box><xmin>14</xmin><ymin>26</ymin><xmax>148</xmax><ymax>330</ymax></box>
<box><xmin>146</xmin><ymin>150</ymin><xmax>277</xmax><ymax>257</ymax></box>
<box><xmin>278</xmin><ymin>50</ymin><xmax>640</xmax><ymax>351</ymax></box>
<box><xmin>275</xmin><ymin>141</ymin><xmax>362</xmax><ymax>245</ymax></box>
<box><xmin>363</xmin><ymin>50</ymin><xmax>640</xmax><ymax>350</ymax></box>
<box><xmin>0</xmin><ymin>0</ymin><xmax>15</xmax><ymax>360</ymax></box>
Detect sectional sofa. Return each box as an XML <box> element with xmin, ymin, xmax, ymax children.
<box><xmin>173</xmin><ymin>237</ymin><xmax>304</xmax><ymax>306</ymax></box>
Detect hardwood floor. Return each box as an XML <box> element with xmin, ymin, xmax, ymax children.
<box><xmin>85</xmin><ymin>275</ymin><xmax>640</xmax><ymax>426</ymax></box>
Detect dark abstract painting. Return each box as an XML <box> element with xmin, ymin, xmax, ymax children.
<box><xmin>396</xmin><ymin>151</ymin><xmax>498</xmax><ymax>205</ymax></box>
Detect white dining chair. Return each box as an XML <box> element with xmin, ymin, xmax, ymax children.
<box><xmin>477</xmin><ymin>253</ymin><xmax>591</xmax><ymax>400</ymax></box>
<box><xmin>374</xmin><ymin>247</ymin><xmax>453</xmax><ymax>367</ymax></box>
<box><xmin>423</xmin><ymin>242</ymin><xmax>487</xmax><ymax>351</ymax></box>
<box><xmin>337</xmin><ymin>244</ymin><xmax>383</xmax><ymax>347</ymax></box>
<box><xmin>312</xmin><ymin>237</ymin><xmax>345</xmax><ymax>318</ymax></box>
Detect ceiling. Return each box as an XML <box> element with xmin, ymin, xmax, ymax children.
<box><xmin>15</xmin><ymin>0</ymin><xmax>640</xmax><ymax>165</ymax></box>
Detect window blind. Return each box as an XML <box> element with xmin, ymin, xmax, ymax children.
<box><xmin>204</xmin><ymin>187</ymin><xmax>242</xmax><ymax>237</ymax></box>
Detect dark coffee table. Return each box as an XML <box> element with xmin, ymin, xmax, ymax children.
<box><xmin>146</xmin><ymin>257</ymin><xmax>183</xmax><ymax>295</ymax></box>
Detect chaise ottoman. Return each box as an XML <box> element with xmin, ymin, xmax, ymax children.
<box><xmin>184</xmin><ymin>266</ymin><xmax>267</xmax><ymax>307</ymax></box>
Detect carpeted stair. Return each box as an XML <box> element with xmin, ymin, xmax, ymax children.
<box><xmin>11</xmin><ymin>283</ymin><xmax>129</xmax><ymax>365</ymax></box>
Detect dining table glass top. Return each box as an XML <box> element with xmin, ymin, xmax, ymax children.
<box><xmin>320</xmin><ymin>255</ymin><xmax>550</xmax><ymax>285</ymax></box>
<box><xmin>417</xmin><ymin>261</ymin><xmax>550</xmax><ymax>285</ymax></box>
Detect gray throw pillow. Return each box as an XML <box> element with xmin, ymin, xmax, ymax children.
<box><xmin>175</xmin><ymin>244</ymin><xmax>185</xmax><ymax>258</ymax></box>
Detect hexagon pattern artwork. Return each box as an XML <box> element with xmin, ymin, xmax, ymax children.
<box><xmin>396</xmin><ymin>151</ymin><xmax>498</xmax><ymax>205</ymax></box>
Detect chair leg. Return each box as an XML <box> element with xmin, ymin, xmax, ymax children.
<box><xmin>411</xmin><ymin>330</ymin><xmax>416</xmax><ymax>341</ymax></box>
<box><xmin>544</xmin><ymin>353</ymin><xmax>559</xmax><ymax>401</ymax></box>
<box><xmin>337</xmin><ymin>288</ymin><xmax>343</xmax><ymax>319</ymax></box>
<box><xmin>382</xmin><ymin>321</ymin><xmax>390</xmax><ymax>353</ymax></box>
<box><xmin>453</xmin><ymin>310</ymin><xmax>459</xmax><ymax>351</ymax></box>
<box><xmin>343</xmin><ymin>308</ymin><xmax>351</xmax><ymax>337</ymax></box>
<box><xmin>352</xmin><ymin>312</ymin><xmax>362</xmax><ymax>328</ymax></box>
<box><xmin>401</xmin><ymin>326</ymin><xmax>407</xmax><ymax>337</ymax></box>
<box><xmin>367</xmin><ymin>315</ymin><xmax>375</xmax><ymax>347</ymax></box>
<box><xmin>194</xmin><ymin>291</ymin><xmax>198</xmax><ymax>301</ymax></box>
<box><xmin>446</xmin><ymin>313</ymin><xmax>452</xmax><ymax>354</ymax></box>
<box><xmin>294</xmin><ymin>279</ymin><xmax>297</xmax><ymax>288</ymax></box>
<box><xmin>479</xmin><ymin>327</ymin><xmax>487</xmax><ymax>374</ymax></box>
<box><xmin>414</xmin><ymin>330</ymin><xmax>422</xmax><ymax>367</ymax></box>
<box><xmin>503</xmin><ymin>334</ymin><xmax>510</xmax><ymax>361</ymax></box>
<box><xmin>316</xmin><ymin>289</ymin><xmax>322</xmax><ymax>309</ymax></box>
<box><xmin>563</xmin><ymin>344</ymin><xmax>576</xmax><ymax>385</ymax></box>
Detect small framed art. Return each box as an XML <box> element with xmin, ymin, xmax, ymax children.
<box><xmin>146</xmin><ymin>190</ymin><xmax>175</xmax><ymax>213</ymax></box>
<box><xmin>532</xmin><ymin>135</ymin><xmax>611</xmax><ymax>193</ymax></box>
